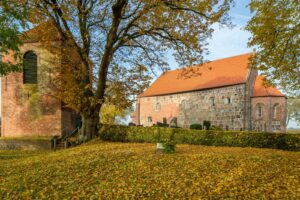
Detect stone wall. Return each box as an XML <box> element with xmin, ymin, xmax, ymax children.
<box><xmin>251</xmin><ymin>97</ymin><xmax>287</xmax><ymax>132</ymax></box>
<box><xmin>1</xmin><ymin>43</ymin><xmax>62</xmax><ymax>137</ymax></box>
<box><xmin>138</xmin><ymin>84</ymin><xmax>247</xmax><ymax>130</ymax></box>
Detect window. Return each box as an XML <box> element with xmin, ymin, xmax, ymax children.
<box><xmin>181</xmin><ymin>100</ymin><xmax>188</xmax><ymax>109</ymax></box>
<box><xmin>155</xmin><ymin>102</ymin><xmax>161</xmax><ymax>112</ymax></box>
<box><xmin>273</xmin><ymin>104</ymin><xmax>279</xmax><ymax>119</ymax></box>
<box><xmin>210</xmin><ymin>97</ymin><xmax>215</xmax><ymax>106</ymax></box>
<box><xmin>257</xmin><ymin>105</ymin><xmax>263</xmax><ymax>118</ymax></box>
<box><xmin>224</xmin><ymin>97</ymin><xmax>231</xmax><ymax>104</ymax></box>
<box><xmin>170</xmin><ymin>117</ymin><xmax>177</xmax><ymax>127</ymax></box>
<box><xmin>23</xmin><ymin>51</ymin><xmax>38</xmax><ymax>84</ymax></box>
<box><xmin>147</xmin><ymin>116</ymin><xmax>152</xmax><ymax>122</ymax></box>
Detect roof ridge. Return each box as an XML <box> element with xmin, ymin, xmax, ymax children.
<box><xmin>166</xmin><ymin>52</ymin><xmax>253</xmax><ymax>73</ymax></box>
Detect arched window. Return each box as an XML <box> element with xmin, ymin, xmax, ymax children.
<box><xmin>23</xmin><ymin>51</ymin><xmax>37</xmax><ymax>84</ymax></box>
<box><xmin>273</xmin><ymin>104</ymin><xmax>280</xmax><ymax>119</ymax></box>
<box><xmin>181</xmin><ymin>100</ymin><xmax>188</xmax><ymax>109</ymax></box>
<box><xmin>155</xmin><ymin>102</ymin><xmax>161</xmax><ymax>112</ymax></box>
<box><xmin>256</xmin><ymin>104</ymin><xmax>264</xmax><ymax>118</ymax></box>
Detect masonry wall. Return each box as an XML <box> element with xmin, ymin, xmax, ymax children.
<box><xmin>251</xmin><ymin>97</ymin><xmax>287</xmax><ymax>132</ymax></box>
<box><xmin>1</xmin><ymin>43</ymin><xmax>62</xmax><ymax>137</ymax></box>
<box><xmin>138</xmin><ymin>84</ymin><xmax>247</xmax><ymax>130</ymax></box>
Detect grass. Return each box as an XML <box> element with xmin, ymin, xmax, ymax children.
<box><xmin>0</xmin><ymin>136</ymin><xmax>53</xmax><ymax>141</ymax></box>
<box><xmin>0</xmin><ymin>140</ymin><xmax>299</xmax><ymax>199</ymax></box>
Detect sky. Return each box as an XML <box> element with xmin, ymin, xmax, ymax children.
<box><xmin>167</xmin><ymin>1</ymin><xmax>252</xmax><ymax>68</ymax></box>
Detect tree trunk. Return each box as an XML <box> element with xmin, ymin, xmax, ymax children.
<box><xmin>81</xmin><ymin>114</ymin><xmax>100</xmax><ymax>140</ymax></box>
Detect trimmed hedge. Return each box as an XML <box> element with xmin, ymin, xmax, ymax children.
<box><xmin>99</xmin><ymin>125</ymin><xmax>300</xmax><ymax>151</ymax></box>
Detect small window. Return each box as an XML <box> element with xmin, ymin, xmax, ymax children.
<box><xmin>210</xmin><ymin>97</ymin><xmax>215</xmax><ymax>106</ymax></box>
<box><xmin>257</xmin><ymin>105</ymin><xmax>263</xmax><ymax>118</ymax></box>
<box><xmin>23</xmin><ymin>51</ymin><xmax>38</xmax><ymax>84</ymax></box>
<box><xmin>181</xmin><ymin>100</ymin><xmax>188</xmax><ymax>109</ymax></box>
<box><xmin>224</xmin><ymin>97</ymin><xmax>231</xmax><ymax>104</ymax></box>
<box><xmin>155</xmin><ymin>102</ymin><xmax>161</xmax><ymax>112</ymax></box>
<box><xmin>148</xmin><ymin>116</ymin><xmax>152</xmax><ymax>122</ymax></box>
<box><xmin>273</xmin><ymin>104</ymin><xmax>279</xmax><ymax>119</ymax></box>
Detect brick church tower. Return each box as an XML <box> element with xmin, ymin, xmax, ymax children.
<box><xmin>1</xmin><ymin>23</ymin><xmax>79</xmax><ymax>137</ymax></box>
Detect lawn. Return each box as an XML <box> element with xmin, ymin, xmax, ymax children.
<box><xmin>0</xmin><ymin>140</ymin><xmax>299</xmax><ymax>199</ymax></box>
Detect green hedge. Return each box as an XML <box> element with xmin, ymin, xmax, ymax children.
<box><xmin>99</xmin><ymin>125</ymin><xmax>300</xmax><ymax>151</ymax></box>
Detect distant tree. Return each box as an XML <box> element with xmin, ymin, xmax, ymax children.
<box><xmin>9</xmin><ymin>0</ymin><xmax>233</xmax><ymax>138</ymax></box>
<box><xmin>246</xmin><ymin>0</ymin><xmax>300</xmax><ymax>94</ymax></box>
<box><xmin>287</xmin><ymin>98</ymin><xmax>300</xmax><ymax>126</ymax></box>
<box><xmin>0</xmin><ymin>0</ymin><xmax>27</xmax><ymax>75</ymax></box>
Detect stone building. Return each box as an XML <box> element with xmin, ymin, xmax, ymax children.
<box><xmin>131</xmin><ymin>54</ymin><xmax>287</xmax><ymax>132</ymax></box>
<box><xmin>1</xmin><ymin>23</ymin><xmax>79</xmax><ymax>137</ymax></box>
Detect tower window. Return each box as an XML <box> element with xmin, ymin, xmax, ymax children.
<box><xmin>148</xmin><ymin>116</ymin><xmax>152</xmax><ymax>122</ymax></box>
<box><xmin>257</xmin><ymin>105</ymin><xmax>263</xmax><ymax>118</ymax></box>
<box><xmin>23</xmin><ymin>51</ymin><xmax>38</xmax><ymax>84</ymax></box>
<box><xmin>273</xmin><ymin>104</ymin><xmax>279</xmax><ymax>119</ymax></box>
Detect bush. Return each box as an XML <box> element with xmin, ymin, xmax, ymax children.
<box><xmin>99</xmin><ymin>125</ymin><xmax>300</xmax><ymax>151</ymax></box>
<box><xmin>203</xmin><ymin>120</ymin><xmax>211</xmax><ymax>130</ymax></box>
<box><xmin>162</xmin><ymin>131</ymin><xmax>176</xmax><ymax>154</ymax></box>
<box><xmin>210</xmin><ymin>125</ymin><xmax>223</xmax><ymax>131</ymax></box>
<box><xmin>156</xmin><ymin>122</ymin><xmax>169</xmax><ymax>127</ymax></box>
<box><xmin>190</xmin><ymin>124</ymin><xmax>203</xmax><ymax>130</ymax></box>
<box><xmin>128</xmin><ymin>122</ymin><xmax>136</xmax><ymax>126</ymax></box>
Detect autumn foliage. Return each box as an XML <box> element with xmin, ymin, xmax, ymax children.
<box><xmin>0</xmin><ymin>142</ymin><xmax>299</xmax><ymax>199</ymax></box>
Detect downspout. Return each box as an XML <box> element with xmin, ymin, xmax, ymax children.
<box><xmin>269</xmin><ymin>97</ymin><xmax>272</xmax><ymax>132</ymax></box>
<box><xmin>284</xmin><ymin>97</ymin><xmax>288</xmax><ymax>132</ymax></box>
<box><xmin>137</xmin><ymin>98</ymin><xmax>141</xmax><ymax>125</ymax></box>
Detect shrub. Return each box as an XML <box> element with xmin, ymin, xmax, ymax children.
<box><xmin>99</xmin><ymin>125</ymin><xmax>300</xmax><ymax>151</ymax></box>
<box><xmin>190</xmin><ymin>124</ymin><xmax>203</xmax><ymax>130</ymax></box>
<box><xmin>156</xmin><ymin>122</ymin><xmax>169</xmax><ymax>127</ymax></box>
<box><xmin>210</xmin><ymin>125</ymin><xmax>223</xmax><ymax>131</ymax></box>
<box><xmin>128</xmin><ymin>122</ymin><xmax>136</xmax><ymax>126</ymax></box>
<box><xmin>203</xmin><ymin>120</ymin><xmax>211</xmax><ymax>130</ymax></box>
<box><xmin>162</xmin><ymin>131</ymin><xmax>176</xmax><ymax>154</ymax></box>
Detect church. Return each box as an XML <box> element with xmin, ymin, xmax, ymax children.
<box><xmin>131</xmin><ymin>54</ymin><xmax>287</xmax><ymax>132</ymax></box>
<box><xmin>1</xmin><ymin>23</ymin><xmax>80</xmax><ymax>137</ymax></box>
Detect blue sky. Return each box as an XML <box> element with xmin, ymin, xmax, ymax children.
<box><xmin>167</xmin><ymin>1</ymin><xmax>252</xmax><ymax>68</ymax></box>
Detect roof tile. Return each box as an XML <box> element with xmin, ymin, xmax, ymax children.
<box><xmin>140</xmin><ymin>53</ymin><xmax>253</xmax><ymax>97</ymax></box>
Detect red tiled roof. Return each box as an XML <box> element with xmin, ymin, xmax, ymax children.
<box><xmin>252</xmin><ymin>76</ymin><xmax>285</xmax><ymax>97</ymax></box>
<box><xmin>140</xmin><ymin>53</ymin><xmax>253</xmax><ymax>97</ymax></box>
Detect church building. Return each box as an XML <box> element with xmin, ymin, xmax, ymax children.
<box><xmin>1</xmin><ymin>23</ymin><xmax>79</xmax><ymax>137</ymax></box>
<box><xmin>131</xmin><ymin>54</ymin><xmax>287</xmax><ymax>132</ymax></box>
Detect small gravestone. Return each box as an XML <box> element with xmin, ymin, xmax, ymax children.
<box><xmin>156</xmin><ymin>143</ymin><xmax>164</xmax><ymax>154</ymax></box>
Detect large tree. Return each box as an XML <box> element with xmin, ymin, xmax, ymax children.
<box><xmin>0</xmin><ymin>0</ymin><xmax>28</xmax><ymax>75</ymax></box>
<box><xmin>11</xmin><ymin>0</ymin><xmax>233</xmax><ymax>138</ymax></box>
<box><xmin>246</xmin><ymin>0</ymin><xmax>300</xmax><ymax>95</ymax></box>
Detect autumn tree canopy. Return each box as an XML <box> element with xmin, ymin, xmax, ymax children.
<box><xmin>246</xmin><ymin>0</ymin><xmax>300</xmax><ymax>95</ymax></box>
<box><xmin>5</xmin><ymin>0</ymin><xmax>233</xmax><ymax>137</ymax></box>
<box><xmin>0</xmin><ymin>0</ymin><xmax>28</xmax><ymax>75</ymax></box>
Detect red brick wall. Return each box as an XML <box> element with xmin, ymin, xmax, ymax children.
<box><xmin>251</xmin><ymin>97</ymin><xmax>287</xmax><ymax>132</ymax></box>
<box><xmin>1</xmin><ymin>43</ymin><xmax>62</xmax><ymax>137</ymax></box>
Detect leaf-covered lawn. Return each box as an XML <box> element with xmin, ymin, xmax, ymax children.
<box><xmin>0</xmin><ymin>140</ymin><xmax>299</xmax><ymax>199</ymax></box>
